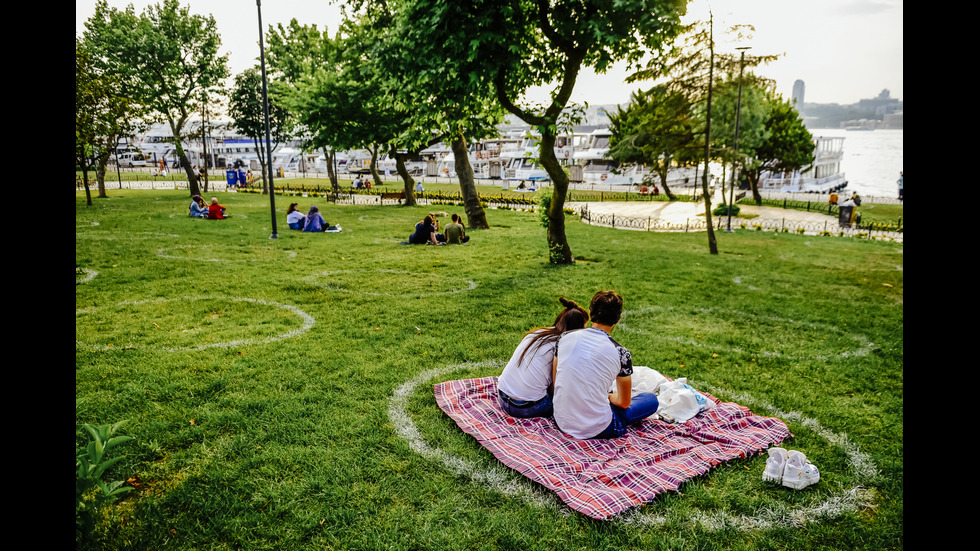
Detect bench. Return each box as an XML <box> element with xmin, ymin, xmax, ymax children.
<box><xmin>381</xmin><ymin>192</ymin><xmax>405</xmax><ymax>200</ymax></box>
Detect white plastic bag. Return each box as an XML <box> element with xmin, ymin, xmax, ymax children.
<box><xmin>609</xmin><ymin>366</ymin><xmax>668</xmax><ymax>395</ymax></box>
<box><xmin>655</xmin><ymin>378</ymin><xmax>716</xmax><ymax>423</ymax></box>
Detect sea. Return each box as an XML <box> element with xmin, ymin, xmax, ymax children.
<box><xmin>807</xmin><ymin>128</ymin><xmax>904</xmax><ymax>199</ymax></box>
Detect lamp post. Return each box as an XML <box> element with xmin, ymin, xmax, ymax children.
<box><xmin>256</xmin><ymin>0</ymin><xmax>278</xmax><ymax>239</ymax></box>
<box><xmin>726</xmin><ymin>46</ymin><xmax>750</xmax><ymax>233</ymax></box>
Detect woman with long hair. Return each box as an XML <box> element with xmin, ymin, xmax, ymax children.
<box><xmin>496</xmin><ymin>297</ymin><xmax>589</xmax><ymax>418</ymax></box>
<box><xmin>409</xmin><ymin>214</ymin><xmax>440</xmax><ymax>245</ymax></box>
<box><xmin>286</xmin><ymin>203</ymin><xmax>306</xmax><ymax>230</ymax></box>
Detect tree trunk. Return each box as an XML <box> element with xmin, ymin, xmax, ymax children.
<box><xmin>450</xmin><ymin>136</ymin><xmax>489</xmax><ymax>229</ymax></box>
<box><xmin>658</xmin><ymin>163</ymin><xmax>676</xmax><ymax>201</ymax></box>
<box><xmin>536</xmin><ymin>133</ymin><xmax>573</xmax><ymax>264</ymax></box>
<box><xmin>701</xmin><ymin>15</ymin><xmax>718</xmax><ymax>255</ymax></box>
<box><xmin>173</xmin><ymin>138</ymin><xmax>201</xmax><ymax>197</ymax></box>
<box><xmin>325</xmin><ymin>148</ymin><xmax>339</xmax><ymax>192</ymax></box>
<box><xmin>369</xmin><ymin>145</ymin><xmax>383</xmax><ymax>188</ymax></box>
<box><xmin>80</xmin><ymin>153</ymin><xmax>93</xmax><ymax>206</ymax></box>
<box><xmin>747</xmin><ymin>169</ymin><xmax>763</xmax><ymax>205</ymax></box>
<box><xmin>390</xmin><ymin>145</ymin><xmax>417</xmax><ymax>207</ymax></box>
<box><xmin>95</xmin><ymin>152</ymin><xmax>110</xmax><ymax>198</ymax></box>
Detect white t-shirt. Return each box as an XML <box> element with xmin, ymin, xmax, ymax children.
<box><xmin>287</xmin><ymin>210</ymin><xmax>305</xmax><ymax>224</ymax></box>
<box><xmin>497</xmin><ymin>330</ymin><xmax>555</xmax><ymax>402</ymax></box>
<box><xmin>553</xmin><ymin>327</ymin><xmax>633</xmax><ymax>439</ymax></box>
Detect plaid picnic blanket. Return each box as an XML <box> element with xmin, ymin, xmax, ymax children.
<box><xmin>434</xmin><ymin>376</ymin><xmax>791</xmax><ymax>519</ymax></box>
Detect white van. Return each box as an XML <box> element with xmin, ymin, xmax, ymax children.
<box><xmin>117</xmin><ymin>151</ymin><xmax>148</xmax><ymax>168</ymax></box>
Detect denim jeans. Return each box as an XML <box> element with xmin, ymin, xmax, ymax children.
<box><xmin>592</xmin><ymin>392</ymin><xmax>660</xmax><ymax>439</ymax></box>
<box><xmin>498</xmin><ymin>389</ymin><xmax>554</xmax><ymax>419</ymax></box>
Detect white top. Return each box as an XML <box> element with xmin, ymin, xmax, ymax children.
<box><xmin>553</xmin><ymin>328</ymin><xmax>633</xmax><ymax>439</ymax></box>
<box><xmin>287</xmin><ymin>210</ymin><xmax>305</xmax><ymax>224</ymax></box>
<box><xmin>497</xmin><ymin>330</ymin><xmax>555</xmax><ymax>402</ymax></box>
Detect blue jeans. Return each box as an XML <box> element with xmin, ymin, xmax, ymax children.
<box><xmin>592</xmin><ymin>392</ymin><xmax>660</xmax><ymax>439</ymax></box>
<box><xmin>498</xmin><ymin>389</ymin><xmax>554</xmax><ymax>419</ymax></box>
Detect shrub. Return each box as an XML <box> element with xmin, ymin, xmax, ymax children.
<box><xmin>76</xmin><ymin>419</ymin><xmax>134</xmax><ymax>543</ymax></box>
<box><xmin>712</xmin><ymin>204</ymin><xmax>740</xmax><ymax>217</ymax></box>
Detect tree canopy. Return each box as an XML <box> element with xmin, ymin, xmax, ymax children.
<box><xmin>83</xmin><ymin>0</ymin><xmax>229</xmax><ymax>197</ymax></box>
<box><xmin>404</xmin><ymin>0</ymin><xmax>689</xmax><ymax>262</ymax></box>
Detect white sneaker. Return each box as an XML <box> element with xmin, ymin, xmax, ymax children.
<box><xmin>762</xmin><ymin>447</ymin><xmax>787</xmax><ymax>483</ymax></box>
<box><xmin>781</xmin><ymin>450</ymin><xmax>820</xmax><ymax>490</ymax></box>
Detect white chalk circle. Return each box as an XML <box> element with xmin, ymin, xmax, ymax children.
<box><xmin>308</xmin><ymin>269</ymin><xmax>477</xmax><ymax>297</ymax></box>
<box><xmin>76</xmin><ymin>268</ymin><xmax>98</xmax><ymax>284</ymax></box>
<box><xmin>75</xmin><ymin>296</ymin><xmax>314</xmax><ymax>352</ymax></box>
<box><xmin>389</xmin><ymin>362</ymin><xmax>878</xmax><ymax>530</ymax></box>
<box><xmin>617</xmin><ymin>306</ymin><xmax>874</xmax><ymax>361</ymax></box>
<box><xmin>76</xmin><ymin>230</ymin><xmax>181</xmax><ymax>239</ymax></box>
<box><xmin>157</xmin><ymin>244</ymin><xmax>297</xmax><ymax>262</ymax></box>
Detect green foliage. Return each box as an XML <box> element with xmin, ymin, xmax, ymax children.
<box><xmin>712</xmin><ymin>203</ymin><xmax>740</xmax><ymax>217</ymax></box>
<box><xmin>83</xmin><ymin>0</ymin><xmax>229</xmax><ymax>194</ymax></box>
<box><xmin>538</xmin><ymin>194</ymin><xmax>552</xmax><ymax>228</ymax></box>
<box><xmin>76</xmin><ymin>417</ymin><xmax>134</xmax><ymax>543</ymax></box>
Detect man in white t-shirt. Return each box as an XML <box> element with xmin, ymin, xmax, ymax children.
<box><xmin>552</xmin><ymin>290</ymin><xmax>660</xmax><ymax>439</ymax></box>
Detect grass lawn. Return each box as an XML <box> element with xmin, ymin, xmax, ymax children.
<box><xmin>76</xmin><ymin>190</ymin><xmax>903</xmax><ymax>550</ymax></box>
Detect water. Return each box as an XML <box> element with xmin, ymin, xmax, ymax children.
<box><xmin>808</xmin><ymin>128</ymin><xmax>903</xmax><ymax>199</ymax></box>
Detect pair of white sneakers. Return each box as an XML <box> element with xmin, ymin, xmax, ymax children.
<box><xmin>763</xmin><ymin>447</ymin><xmax>820</xmax><ymax>490</ymax></box>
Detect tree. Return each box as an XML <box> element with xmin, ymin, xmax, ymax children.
<box><xmin>265</xmin><ymin>19</ymin><xmax>343</xmax><ymax>191</ymax></box>
<box><xmin>76</xmin><ymin>38</ymin><xmax>143</xmax><ymax>205</ymax></box>
<box><xmin>741</xmin><ymin>96</ymin><xmax>814</xmax><ymax>204</ymax></box>
<box><xmin>626</xmin><ymin>18</ymin><xmax>778</xmax><ymax>254</ymax></box>
<box><xmin>374</xmin><ymin>0</ymin><xmax>508</xmax><ymax>228</ymax></box>
<box><xmin>608</xmin><ymin>85</ymin><xmax>698</xmax><ymax>200</ymax></box>
<box><xmin>419</xmin><ymin>0</ymin><xmax>688</xmax><ymax>263</ymax></box>
<box><xmin>83</xmin><ymin>0</ymin><xmax>229</xmax><ymax>198</ymax></box>
<box><xmin>281</xmin><ymin>14</ymin><xmax>430</xmax><ymax>206</ymax></box>
<box><xmin>229</xmin><ymin>68</ymin><xmax>294</xmax><ymax>194</ymax></box>
<box><xmin>710</xmin><ymin>79</ymin><xmax>769</xmax><ymax>205</ymax></box>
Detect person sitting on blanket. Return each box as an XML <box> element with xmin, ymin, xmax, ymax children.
<box><xmin>408</xmin><ymin>215</ymin><xmax>441</xmax><ymax>245</ymax></box>
<box><xmin>189</xmin><ymin>195</ymin><xmax>208</xmax><ymax>218</ymax></box>
<box><xmin>208</xmin><ymin>197</ymin><xmax>227</xmax><ymax>219</ymax></box>
<box><xmin>302</xmin><ymin>205</ymin><xmax>337</xmax><ymax>232</ymax></box>
<box><xmin>497</xmin><ymin>297</ymin><xmax>589</xmax><ymax>419</ymax></box>
<box><xmin>286</xmin><ymin>203</ymin><xmax>306</xmax><ymax>230</ymax></box>
<box><xmin>552</xmin><ymin>290</ymin><xmax>660</xmax><ymax>439</ymax></box>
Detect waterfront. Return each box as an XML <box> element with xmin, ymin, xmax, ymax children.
<box><xmin>808</xmin><ymin>128</ymin><xmax>903</xmax><ymax>199</ymax></box>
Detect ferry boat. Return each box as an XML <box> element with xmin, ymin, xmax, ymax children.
<box><xmin>759</xmin><ymin>136</ymin><xmax>848</xmax><ymax>194</ymax></box>
<box><xmin>569</xmin><ymin>128</ymin><xmax>705</xmax><ymax>188</ymax></box>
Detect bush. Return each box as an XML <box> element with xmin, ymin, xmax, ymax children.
<box><xmin>76</xmin><ymin>419</ymin><xmax>134</xmax><ymax>543</ymax></box>
<box><xmin>712</xmin><ymin>203</ymin><xmax>740</xmax><ymax>217</ymax></box>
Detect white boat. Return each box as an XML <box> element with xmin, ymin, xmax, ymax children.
<box><xmin>570</xmin><ymin>128</ymin><xmax>705</xmax><ymax>188</ymax></box>
<box><xmin>760</xmin><ymin>136</ymin><xmax>848</xmax><ymax>194</ymax></box>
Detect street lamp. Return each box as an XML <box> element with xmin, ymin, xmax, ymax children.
<box><xmin>726</xmin><ymin>46</ymin><xmax>750</xmax><ymax>233</ymax></box>
<box><xmin>256</xmin><ymin>0</ymin><xmax>279</xmax><ymax>239</ymax></box>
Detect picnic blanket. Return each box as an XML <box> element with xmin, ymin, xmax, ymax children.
<box><xmin>433</xmin><ymin>376</ymin><xmax>790</xmax><ymax>519</ymax></box>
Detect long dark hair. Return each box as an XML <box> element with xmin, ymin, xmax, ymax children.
<box><xmin>517</xmin><ymin>297</ymin><xmax>589</xmax><ymax>368</ymax></box>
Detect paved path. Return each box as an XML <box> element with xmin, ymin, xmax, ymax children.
<box><xmin>569</xmin><ymin>200</ymin><xmax>839</xmax><ymax>227</ymax></box>
<box><xmin>567</xmin><ymin>199</ymin><xmax>901</xmax><ymax>241</ymax></box>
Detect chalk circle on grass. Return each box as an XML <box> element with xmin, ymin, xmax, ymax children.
<box><xmin>618</xmin><ymin>306</ymin><xmax>874</xmax><ymax>361</ymax></box>
<box><xmin>76</xmin><ymin>230</ymin><xmax>181</xmax><ymax>239</ymax></box>
<box><xmin>76</xmin><ymin>268</ymin><xmax>98</xmax><ymax>284</ymax></box>
<box><xmin>157</xmin><ymin>244</ymin><xmax>297</xmax><ymax>262</ymax></box>
<box><xmin>308</xmin><ymin>269</ymin><xmax>477</xmax><ymax>297</ymax></box>
<box><xmin>389</xmin><ymin>362</ymin><xmax>877</xmax><ymax>530</ymax></box>
<box><xmin>75</xmin><ymin>296</ymin><xmax>314</xmax><ymax>352</ymax></box>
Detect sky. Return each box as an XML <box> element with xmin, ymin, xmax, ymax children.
<box><xmin>76</xmin><ymin>0</ymin><xmax>903</xmax><ymax>108</ymax></box>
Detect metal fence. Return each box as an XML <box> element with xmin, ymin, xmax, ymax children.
<box><xmin>578</xmin><ymin>207</ymin><xmax>903</xmax><ymax>241</ymax></box>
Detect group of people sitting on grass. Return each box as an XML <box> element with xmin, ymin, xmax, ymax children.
<box><xmin>408</xmin><ymin>213</ymin><xmax>470</xmax><ymax>245</ymax></box>
<box><xmin>286</xmin><ymin>203</ymin><xmax>340</xmax><ymax>232</ymax></box>
<box><xmin>189</xmin><ymin>195</ymin><xmax>228</xmax><ymax>220</ymax></box>
<box><xmin>496</xmin><ymin>291</ymin><xmax>660</xmax><ymax>440</ymax></box>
